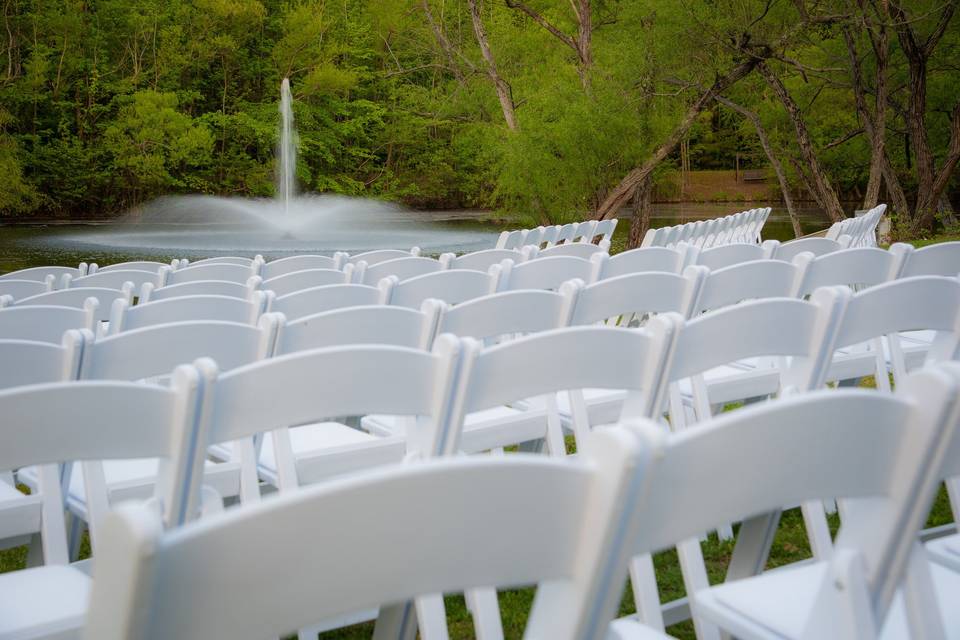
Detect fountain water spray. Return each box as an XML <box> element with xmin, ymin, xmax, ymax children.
<box><xmin>278</xmin><ymin>78</ymin><xmax>297</xmax><ymax>216</ymax></box>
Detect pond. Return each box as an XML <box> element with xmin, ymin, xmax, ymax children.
<box><xmin>0</xmin><ymin>202</ymin><xmax>834</xmax><ymax>274</ymax></box>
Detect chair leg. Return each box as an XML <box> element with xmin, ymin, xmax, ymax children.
<box><xmin>465</xmin><ymin>588</ymin><xmax>504</xmax><ymax>640</ymax></box>
<box><xmin>415</xmin><ymin>594</ymin><xmax>449</xmax><ymax>640</ymax></box>
<box><xmin>629</xmin><ymin>553</ymin><xmax>664</xmax><ymax>631</ymax></box>
<box><xmin>373</xmin><ymin>603</ymin><xmax>418</xmax><ymax>640</ymax></box>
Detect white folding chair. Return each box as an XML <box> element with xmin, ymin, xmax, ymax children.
<box><xmin>592</xmin><ymin>218</ymin><xmax>618</xmax><ymax>244</ymax></box>
<box><xmin>558</xmin><ymin>268</ymin><xmax>708</xmax><ymax>433</ymax></box>
<box><xmin>439</xmin><ymin>248</ymin><xmax>524</xmax><ymax>271</ymax></box>
<box><xmin>774</xmin><ymin>235</ymin><xmax>851</xmax><ymax>261</ymax></box>
<box><xmin>0</xmin><ymin>264</ymin><xmax>87</xmax><ymax>285</ymax></box>
<box><xmin>358</xmin><ymin>256</ymin><xmax>443</xmax><ymax>285</ymax></box>
<box><xmin>693</xmin><ymin>257</ymin><xmax>810</xmax><ymax>315</ymax></box>
<box><xmin>139</xmin><ymin>277</ymin><xmax>262</xmax><ymax>303</ymax></box>
<box><xmin>85</xmin><ymin>422</ymin><xmax>654</xmax><ymax>640</ymax></box>
<box><xmin>270</xmin><ymin>283</ymin><xmax>383</xmax><ymax>321</ymax></box>
<box><xmin>495</xmin><ymin>228</ymin><xmax>527</xmax><ymax>250</ymax></box>
<box><xmin>897</xmin><ymin>241</ymin><xmax>960</xmax><ymax>278</ymax></box>
<box><xmin>260</xmin><ymin>267</ymin><xmax>352</xmax><ymax>297</ymax></box>
<box><xmin>612</xmin><ymin>363</ymin><xmax>960</xmax><ymax>640</ymax></box>
<box><xmin>0</xmin><ymin>301</ymin><xmax>97</xmax><ymax>343</ymax></box>
<box><xmin>108</xmin><ymin>292</ymin><xmax>269</xmax><ymax>334</ymax></box>
<box><xmin>382</xmin><ymin>267</ymin><xmax>501</xmax><ymax>309</ymax></box>
<box><xmin>591</xmin><ymin>246</ymin><xmax>688</xmax><ymax>279</ymax></box>
<box><xmin>60</xmin><ymin>269</ymin><xmax>160</xmax><ymax>291</ymax></box>
<box><xmin>259</xmin><ymin>254</ymin><xmax>343</xmax><ymax>279</ymax></box>
<box><xmin>253</xmin><ymin>304</ymin><xmax>441</xmax><ymax>492</ymax></box>
<box><xmin>161</xmin><ymin>262</ymin><xmax>260</xmax><ymax>286</ymax></box>
<box><xmin>695</xmin><ymin>241</ymin><xmax>779</xmax><ymax>271</ymax></box>
<box><xmin>553</xmin><ymin>222</ymin><xmax>577</xmax><ymax>245</ymax></box>
<box><xmin>0</xmin><ymin>367</ymin><xmax>204</xmax><ymax>640</ymax></box>
<box><xmin>345</xmin><ymin>247</ymin><xmax>420</xmax><ymax>265</ymax></box>
<box><xmin>0</xmin><ymin>276</ymin><xmax>54</xmax><ymax>301</ymax></box>
<box><xmin>447</xmin><ymin>322</ymin><xmax>678</xmax><ymax>458</ymax></box>
<box><xmin>361</xmin><ymin>286</ymin><xmax>580</xmax><ymax>457</ymax></box>
<box><xmin>498</xmin><ymin>255</ymin><xmax>595</xmax><ymax>291</ymax></box>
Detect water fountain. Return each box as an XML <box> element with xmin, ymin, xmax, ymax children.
<box><xmin>44</xmin><ymin>79</ymin><xmax>494</xmax><ymax>259</ymax></box>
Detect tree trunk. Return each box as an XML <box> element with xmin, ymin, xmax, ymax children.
<box><xmin>889</xmin><ymin>0</ymin><xmax>958</xmax><ymax>229</ymax></box>
<box><xmin>757</xmin><ymin>61</ymin><xmax>845</xmax><ymax>223</ymax></box>
<box><xmin>467</xmin><ymin>0</ymin><xmax>519</xmax><ymax>131</ymax></box>
<box><xmin>715</xmin><ymin>94</ymin><xmax>803</xmax><ymax>238</ymax></box>
<box><xmin>594</xmin><ymin>56</ymin><xmax>761</xmax><ymax>220</ymax></box>
<box><xmin>628</xmin><ymin>175</ymin><xmax>652</xmax><ymax>249</ymax></box>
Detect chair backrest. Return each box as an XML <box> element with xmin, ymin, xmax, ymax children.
<box><xmin>85</xmin><ymin>423</ymin><xmax>655</xmax><ymax>640</ymax></box>
<box><xmin>139</xmin><ymin>278</ymin><xmax>261</xmax><ymax>303</ymax></box>
<box><xmin>0</xmin><ymin>264</ymin><xmax>86</xmax><ymax>283</ymax></box>
<box><xmin>0</xmin><ymin>331</ymin><xmax>84</xmax><ymax>390</ymax></box>
<box><xmin>591</xmin><ymin>246</ymin><xmax>687</xmax><ymax>279</ymax></box>
<box><xmin>495</xmin><ymin>229</ymin><xmax>527</xmax><ymax>250</ymax></box>
<box><xmin>62</xmin><ymin>269</ymin><xmax>160</xmax><ymax>291</ymax></box>
<box><xmin>695</xmin><ymin>241</ymin><xmax>778</xmax><ymax>271</ymax></box>
<box><xmin>499</xmin><ymin>256</ymin><xmax>595</xmax><ymax>291</ymax></box>
<box><xmin>273</xmin><ymin>302</ymin><xmax>441</xmax><ymax>355</ymax></box>
<box><xmin>668</xmin><ymin>289</ymin><xmax>849</xmax><ymax>395</ymax></box>
<box><xmin>897</xmin><ymin>241</ymin><xmax>960</xmax><ymax>278</ymax></box>
<box><xmin>436</xmin><ymin>285</ymin><xmax>579</xmax><ymax>342</ymax></box>
<box><xmin>539</xmin><ymin>225</ymin><xmax>561</xmax><ymax>247</ymax></box>
<box><xmin>445</xmin><ymin>322</ymin><xmax>679</xmax><ymax>456</ymax></box>
<box><xmin>774</xmin><ymin>235</ymin><xmax>850</xmax><ymax>262</ymax></box>
<box><xmin>259</xmin><ymin>254</ymin><xmax>342</xmax><ymax>279</ymax></box>
<box><xmin>181</xmin><ymin>256</ymin><xmax>259</xmax><ymax>268</ymax></box>
<box><xmin>694</xmin><ymin>257</ymin><xmax>809</xmax><ymax>314</ymax></box>
<box><xmin>81</xmin><ymin>319</ymin><xmax>276</xmax><ymax>382</ymax></box>
<box><xmin>345</xmin><ymin>248</ymin><xmax>419</xmax><ymax>265</ymax></box>
<box><xmin>829</xmin><ymin>276</ymin><xmax>960</xmax><ymax>384</ymax></box>
<box><xmin>533</xmin><ymin>240</ymin><xmax>610</xmax><ymax>261</ymax></box>
<box><xmin>554</xmin><ymin>223</ymin><xmax>577</xmax><ymax>245</ymax></box>
<box><xmin>522</xmin><ymin>226</ymin><xmax>545</xmax><ymax>248</ymax></box>
<box><xmin>592</xmin><ymin>218</ymin><xmax>617</xmax><ymax>244</ymax></box>
<box><xmin>439</xmin><ymin>249</ymin><xmax>524</xmax><ymax>271</ymax></box>
<box><xmin>0</xmin><ymin>301</ymin><xmax>97</xmax><ymax>343</ymax></box>
<box><xmin>108</xmin><ymin>293</ymin><xmax>268</xmax><ymax>334</ymax></box>
<box><xmin>196</xmin><ymin>337</ymin><xmax>461</xmax><ymax>458</ymax></box>
<box><xmin>383</xmin><ymin>268</ymin><xmax>500</xmax><ymax>309</ymax></box>
<box><xmin>270</xmin><ymin>283</ymin><xmax>383</xmax><ymax>321</ymax></box>
<box><xmin>163</xmin><ymin>263</ymin><xmax>259</xmax><ymax>286</ymax></box>
<box><xmin>0</xmin><ymin>277</ymin><xmax>54</xmax><ymax>301</ymax></box>
<box><xmin>792</xmin><ymin>246</ymin><xmax>905</xmax><ymax>297</ymax></box>
<box><xmin>625</xmin><ymin>362</ymin><xmax>960</xmax><ymax>625</ymax></box>
<box><xmin>358</xmin><ymin>256</ymin><xmax>442</xmax><ymax>285</ymax></box>
<box><xmin>91</xmin><ymin>260</ymin><xmax>171</xmax><ymax>274</ymax></box>
<box><xmin>572</xmin><ymin>220</ymin><xmax>598</xmax><ymax>243</ymax></box>
<box><xmin>15</xmin><ymin>285</ymin><xmax>134</xmax><ymax>322</ymax></box>
<box><xmin>260</xmin><ymin>268</ymin><xmax>351</xmax><ymax>297</ymax></box>
<box><xmin>0</xmin><ymin>366</ymin><xmax>205</xmax><ymax>552</ymax></box>
<box><xmin>570</xmin><ymin>267</ymin><xmax>707</xmax><ymax>325</ymax></box>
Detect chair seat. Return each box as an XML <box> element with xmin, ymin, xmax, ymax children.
<box><xmin>257</xmin><ymin>423</ymin><xmax>406</xmax><ymax>487</ymax></box>
<box><xmin>605</xmin><ymin>617</ymin><xmax>673</xmax><ymax>639</ymax></box>
<box><xmin>927</xmin><ymin>533</ymin><xmax>960</xmax><ymax>572</ymax></box>
<box><xmin>18</xmin><ymin>458</ymin><xmax>240</xmax><ymax>521</ymax></box>
<box><xmin>0</xmin><ymin>480</ymin><xmax>42</xmax><ymax>542</ymax></box>
<box><xmin>362</xmin><ymin>406</ymin><xmax>549</xmax><ymax>454</ymax></box>
<box><xmin>695</xmin><ymin>560</ymin><xmax>958</xmax><ymax>639</ymax></box>
<box><xmin>0</xmin><ymin>565</ymin><xmax>89</xmax><ymax>639</ymax></box>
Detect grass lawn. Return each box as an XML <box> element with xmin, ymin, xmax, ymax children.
<box><xmin>1</xmin><ymin>232</ymin><xmax>956</xmax><ymax>639</ymax></box>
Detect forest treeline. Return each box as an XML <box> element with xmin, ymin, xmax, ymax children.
<box><xmin>1</xmin><ymin>0</ymin><xmax>958</xmax><ymax>244</ymax></box>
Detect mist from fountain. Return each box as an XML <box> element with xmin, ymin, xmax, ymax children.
<box><xmin>54</xmin><ymin>79</ymin><xmax>494</xmax><ymax>257</ymax></box>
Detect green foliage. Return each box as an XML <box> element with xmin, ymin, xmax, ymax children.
<box><xmin>1</xmin><ymin>0</ymin><xmax>958</xmax><ymax>218</ymax></box>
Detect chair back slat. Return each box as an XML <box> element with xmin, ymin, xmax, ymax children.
<box><xmin>271</xmin><ymin>284</ymin><xmax>381</xmax><ymax>321</ymax></box>
<box><xmin>387</xmin><ymin>269</ymin><xmax>499</xmax><ymax>309</ymax></box>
